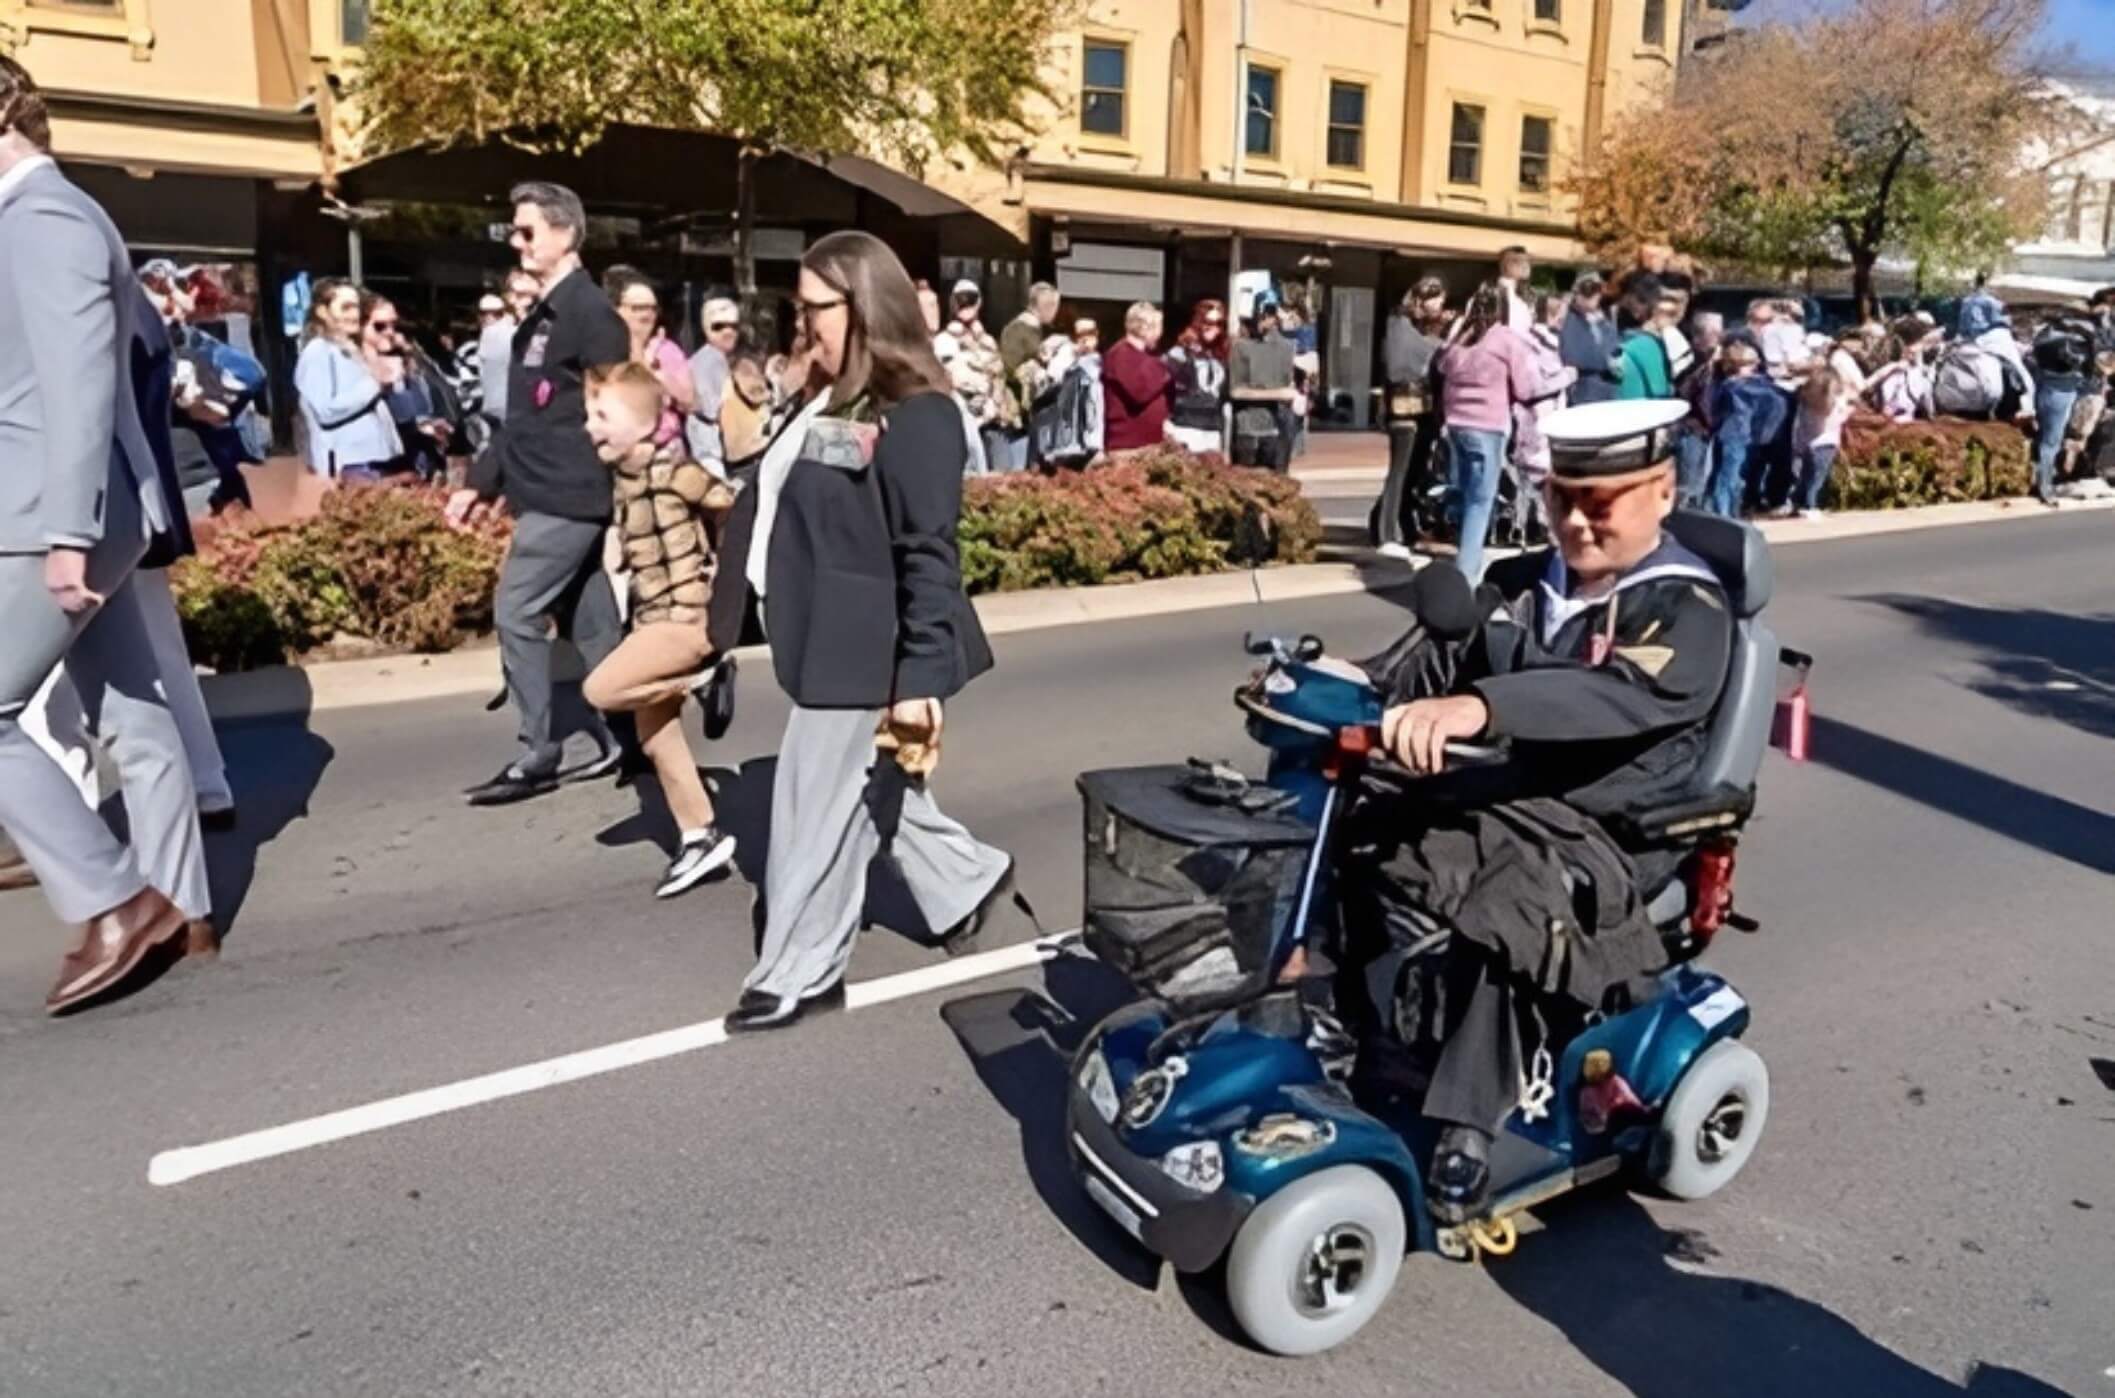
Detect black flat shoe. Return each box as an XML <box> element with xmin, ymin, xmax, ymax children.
<box><xmin>464</xmin><ymin>763</ymin><xmax>559</xmax><ymax>807</ymax></box>
<box><xmin>938</xmin><ymin>860</ymin><xmax>1022</xmax><ymax>959</ymax></box>
<box><xmin>1427</xmin><ymin>1125</ymin><xmax>1493</xmax><ymax>1226</ymax></box>
<box><xmin>726</xmin><ymin>989</ymin><xmax>805</xmax><ymax>1033</ymax></box>
<box><xmin>197</xmin><ymin>803</ymin><xmax>238</xmax><ymax>834</ymax></box>
<box><xmin>726</xmin><ymin>981</ymin><xmax>845</xmax><ymax>1035</ymax></box>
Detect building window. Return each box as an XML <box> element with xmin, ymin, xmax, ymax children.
<box><xmin>1641</xmin><ymin>0</ymin><xmax>1667</xmax><ymax>46</ymax></box>
<box><xmin>341</xmin><ymin>0</ymin><xmax>371</xmax><ymax>45</ymax></box>
<box><xmin>1326</xmin><ymin>81</ymin><xmax>1367</xmax><ymax>169</ymax></box>
<box><xmin>1246</xmin><ymin>65</ymin><xmax>1281</xmax><ymax>158</ymax></box>
<box><xmin>1534</xmin><ymin>0</ymin><xmax>1562</xmax><ymax>21</ymax></box>
<box><xmin>1080</xmin><ymin>41</ymin><xmax>1129</xmax><ymax>138</ymax></box>
<box><xmin>1519</xmin><ymin>114</ymin><xmax>1554</xmax><ymax>193</ymax></box>
<box><xmin>1449</xmin><ymin>103</ymin><xmax>1484</xmax><ymax>186</ymax></box>
<box><xmin>28</xmin><ymin>0</ymin><xmax>122</xmax><ymax>9</ymax></box>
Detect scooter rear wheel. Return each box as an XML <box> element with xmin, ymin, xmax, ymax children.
<box><xmin>1651</xmin><ymin>1039</ymin><xmax>1770</xmax><ymax>1200</ymax></box>
<box><xmin>1225</xmin><ymin>1165</ymin><xmax>1406</xmax><ymax>1356</ymax></box>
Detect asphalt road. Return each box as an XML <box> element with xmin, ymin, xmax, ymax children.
<box><xmin>2</xmin><ymin>510</ymin><xmax>2110</xmax><ymax>1397</ymax></box>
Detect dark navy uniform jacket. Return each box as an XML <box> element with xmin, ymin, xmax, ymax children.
<box><xmin>1464</xmin><ymin>534</ymin><xmax>1732</xmax><ymax>820</ymax></box>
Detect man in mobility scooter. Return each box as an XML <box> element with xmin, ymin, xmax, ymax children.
<box><xmin>1068</xmin><ymin>396</ymin><xmax>1792</xmax><ymax>1355</ymax></box>
<box><xmin>1335</xmin><ymin>396</ymin><xmax>1739</xmax><ymax>1226</ymax></box>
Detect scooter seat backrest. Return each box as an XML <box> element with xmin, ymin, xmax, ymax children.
<box><xmin>1664</xmin><ymin>510</ymin><xmax>1772</xmax><ymax>620</ymax></box>
<box><xmin>1665</xmin><ymin>512</ymin><xmax>1779</xmax><ymax>796</ymax></box>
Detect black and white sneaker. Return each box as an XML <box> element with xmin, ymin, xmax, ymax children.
<box><xmin>655</xmin><ymin>828</ymin><xmax>737</xmax><ymax>899</ymax></box>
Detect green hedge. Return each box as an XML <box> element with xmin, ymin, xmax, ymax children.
<box><xmin>1830</xmin><ymin>414</ymin><xmax>2032</xmax><ymax>510</ymax></box>
<box><xmin>959</xmin><ymin>448</ymin><xmax>1320</xmax><ymax>594</ymax></box>
<box><xmin>172</xmin><ymin>451</ymin><xmax>1322</xmax><ymax>672</ymax></box>
<box><xmin>172</xmin><ymin>483</ymin><xmax>508</xmax><ymax>673</ymax></box>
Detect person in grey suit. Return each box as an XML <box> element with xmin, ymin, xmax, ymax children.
<box><xmin>0</xmin><ymin>58</ymin><xmax>211</xmax><ymax>1014</ymax></box>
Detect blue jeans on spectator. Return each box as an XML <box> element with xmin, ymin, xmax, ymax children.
<box><xmin>1757</xmin><ymin>388</ymin><xmax>1797</xmax><ymax>510</ymax></box>
<box><xmin>2032</xmin><ymin>383</ymin><xmax>2078</xmax><ymax>501</ymax></box>
<box><xmin>1447</xmin><ymin>426</ymin><xmax>1508</xmax><ymax>583</ymax></box>
<box><xmin>1794</xmin><ymin>444</ymin><xmax>1838</xmax><ymax>512</ymax></box>
<box><xmin>1707</xmin><ymin>436</ymin><xmax>1751</xmax><ymax>518</ymax></box>
<box><xmin>1674</xmin><ymin>430</ymin><xmax>1713</xmax><ymax>508</ymax></box>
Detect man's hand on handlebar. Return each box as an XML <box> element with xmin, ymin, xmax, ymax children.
<box><xmin>1381</xmin><ymin>694</ymin><xmax>1491</xmax><ymax>776</ymax></box>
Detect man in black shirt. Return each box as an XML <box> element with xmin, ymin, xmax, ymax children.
<box><xmin>1340</xmin><ymin>399</ymin><xmax>1733</xmax><ymax>1223</ymax></box>
<box><xmin>450</xmin><ymin>181</ymin><xmax>631</xmax><ymax>805</ymax></box>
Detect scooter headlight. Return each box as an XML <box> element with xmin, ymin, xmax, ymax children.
<box><xmin>1078</xmin><ymin>1050</ymin><xmax>1120</xmax><ymax>1124</ymax></box>
<box><xmin>1159</xmin><ymin>1140</ymin><xmax>1225</xmax><ymax>1193</ymax></box>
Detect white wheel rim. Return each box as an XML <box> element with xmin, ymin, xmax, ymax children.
<box><xmin>1292</xmin><ymin>1224</ymin><xmax>1376</xmax><ymax>1318</ymax></box>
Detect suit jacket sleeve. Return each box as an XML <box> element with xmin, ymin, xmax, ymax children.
<box><xmin>579</xmin><ymin>300</ymin><xmax>630</xmax><ymax>370</ymax></box>
<box><xmin>13</xmin><ymin>196</ymin><xmax>118</xmax><ymax>548</ymax></box>
<box><xmin>877</xmin><ymin>393</ymin><xmax>971</xmax><ymax>701</ymax></box>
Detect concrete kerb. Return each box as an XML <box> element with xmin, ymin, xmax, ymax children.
<box><xmin>199</xmin><ymin>495</ymin><xmax>2109</xmax><ymax>722</ymax></box>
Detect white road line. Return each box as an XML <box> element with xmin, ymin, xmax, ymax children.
<box><xmin>147</xmin><ymin>929</ymin><xmax>1083</xmax><ymax>1188</ymax></box>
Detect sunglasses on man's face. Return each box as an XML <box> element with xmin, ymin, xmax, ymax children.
<box><xmin>1545</xmin><ymin>476</ymin><xmax>1653</xmax><ymax>521</ymax></box>
<box><xmin>708</xmin><ymin>321</ymin><xmax>739</xmax><ymax>333</ymax></box>
<box><xmin>509</xmin><ymin>225</ymin><xmax>536</xmax><ymax>243</ymax></box>
<box><xmin>369</xmin><ymin>319</ymin><xmax>398</xmax><ymax>332</ymax></box>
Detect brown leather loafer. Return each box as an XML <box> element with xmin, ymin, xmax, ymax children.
<box><xmin>46</xmin><ymin>888</ymin><xmax>189</xmax><ymax>1016</ymax></box>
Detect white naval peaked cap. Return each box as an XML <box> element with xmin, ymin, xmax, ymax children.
<box><xmin>1541</xmin><ymin>398</ymin><xmax>1689</xmax><ymax>484</ymax></box>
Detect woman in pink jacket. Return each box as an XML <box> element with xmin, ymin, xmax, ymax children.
<box><xmin>1437</xmin><ymin>282</ymin><xmax>1539</xmax><ymax>581</ymax></box>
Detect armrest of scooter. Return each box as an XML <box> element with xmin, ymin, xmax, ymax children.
<box><xmin>1611</xmin><ymin>783</ymin><xmax>1755</xmax><ymax>844</ymax></box>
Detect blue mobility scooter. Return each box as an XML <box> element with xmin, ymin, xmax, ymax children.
<box><xmin>1065</xmin><ymin>513</ymin><xmax>1789</xmax><ymax>1356</ymax></box>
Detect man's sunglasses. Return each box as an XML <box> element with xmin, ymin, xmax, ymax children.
<box><xmin>708</xmin><ymin>320</ymin><xmax>739</xmax><ymax>333</ymax></box>
<box><xmin>1544</xmin><ymin>475</ymin><xmax>1656</xmax><ymax>519</ymax></box>
<box><xmin>368</xmin><ymin>318</ymin><xmax>399</xmax><ymax>332</ymax></box>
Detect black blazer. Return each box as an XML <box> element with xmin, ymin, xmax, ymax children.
<box><xmin>712</xmin><ymin>390</ymin><xmax>993</xmax><ymax>709</ymax></box>
<box><xmin>468</xmin><ymin>265</ymin><xmax>628</xmax><ymax>521</ymax></box>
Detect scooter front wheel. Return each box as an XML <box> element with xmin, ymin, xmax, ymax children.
<box><xmin>1651</xmin><ymin>1039</ymin><xmax>1770</xmax><ymax>1200</ymax></box>
<box><xmin>1224</xmin><ymin>1165</ymin><xmax>1406</xmax><ymax>1357</ymax></box>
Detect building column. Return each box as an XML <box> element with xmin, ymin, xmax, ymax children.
<box><xmin>1399</xmin><ymin>0</ymin><xmax>1433</xmax><ymax>205</ymax></box>
<box><xmin>1584</xmin><ymin>0</ymin><xmax>1615</xmax><ymax>163</ymax></box>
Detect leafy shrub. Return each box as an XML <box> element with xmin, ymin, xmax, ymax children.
<box><xmin>171</xmin><ymin>482</ymin><xmax>508</xmax><ymax>671</ymax></box>
<box><xmin>172</xmin><ymin>453</ymin><xmax>1322</xmax><ymax>670</ymax></box>
<box><xmin>958</xmin><ymin>449</ymin><xmax>1321</xmax><ymax>595</ymax></box>
<box><xmin>1831</xmin><ymin>415</ymin><xmax>2032</xmax><ymax>510</ymax></box>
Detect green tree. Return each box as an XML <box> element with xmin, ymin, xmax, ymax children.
<box><xmin>352</xmin><ymin>0</ymin><xmax>1077</xmax><ymax>324</ymax></box>
<box><xmin>1570</xmin><ymin>0</ymin><xmax>2062</xmax><ymax>315</ymax></box>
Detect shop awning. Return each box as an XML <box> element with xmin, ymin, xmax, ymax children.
<box><xmin>1022</xmin><ymin>165</ymin><xmax>1587</xmax><ymax>264</ymax></box>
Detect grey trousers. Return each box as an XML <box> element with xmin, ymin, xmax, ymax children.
<box><xmin>0</xmin><ymin>557</ymin><xmax>206</xmax><ymax>924</ymax></box>
<box><xmin>496</xmin><ymin>511</ymin><xmax>622</xmax><ymax>771</ymax></box>
<box><xmin>745</xmin><ymin>705</ymin><xmax>1010</xmax><ymax>1001</ymax></box>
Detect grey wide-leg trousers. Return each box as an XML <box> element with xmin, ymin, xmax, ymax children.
<box><xmin>0</xmin><ymin>556</ymin><xmax>206</xmax><ymax>924</ymax></box>
<box><xmin>745</xmin><ymin>704</ymin><xmax>1010</xmax><ymax>1001</ymax></box>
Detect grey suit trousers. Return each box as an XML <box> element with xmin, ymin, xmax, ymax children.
<box><xmin>0</xmin><ymin>557</ymin><xmax>206</xmax><ymax>924</ymax></box>
<box><xmin>744</xmin><ymin>705</ymin><xmax>1009</xmax><ymax>1001</ymax></box>
<box><xmin>496</xmin><ymin>511</ymin><xmax>622</xmax><ymax>771</ymax></box>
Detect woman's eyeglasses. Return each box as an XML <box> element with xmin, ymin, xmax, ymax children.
<box><xmin>368</xmin><ymin>319</ymin><xmax>398</xmax><ymax>332</ymax></box>
<box><xmin>797</xmin><ymin>296</ymin><xmax>847</xmax><ymax>325</ymax></box>
<box><xmin>619</xmin><ymin>299</ymin><xmax>658</xmax><ymax>314</ymax></box>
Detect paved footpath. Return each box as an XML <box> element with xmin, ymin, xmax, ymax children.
<box><xmin>0</xmin><ymin>511</ymin><xmax>2109</xmax><ymax>1396</ymax></box>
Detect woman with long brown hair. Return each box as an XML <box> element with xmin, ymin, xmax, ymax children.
<box><xmin>721</xmin><ymin>230</ymin><xmax>1014</xmax><ymax>1033</ymax></box>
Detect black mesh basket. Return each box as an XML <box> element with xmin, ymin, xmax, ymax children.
<box><xmin>1078</xmin><ymin>765</ymin><xmax>1318</xmax><ymax>1009</ymax></box>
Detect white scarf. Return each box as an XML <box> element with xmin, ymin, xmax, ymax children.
<box><xmin>746</xmin><ymin>388</ymin><xmax>832</xmax><ymax>598</ymax></box>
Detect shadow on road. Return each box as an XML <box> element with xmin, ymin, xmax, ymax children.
<box><xmin>1859</xmin><ymin>594</ymin><xmax>2115</xmax><ymax>741</ymax></box>
<box><xmin>1810</xmin><ymin>715</ymin><xmax>2115</xmax><ymax>877</ymax></box>
<box><xmin>203</xmin><ymin>705</ymin><xmax>335</xmax><ymax>945</ymax></box>
<box><xmin>939</xmin><ymin>953</ymin><xmax>1160</xmax><ymax>1291</ymax></box>
<box><xmin>1491</xmin><ymin>1192</ymin><xmax>2070</xmax><ymax>1397</ymax></box>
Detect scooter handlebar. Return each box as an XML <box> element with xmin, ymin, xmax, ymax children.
<box><xmin>1341</xmin><ymin>726</ymin><xmax>1510</xmax><ymax>782</ymax></box>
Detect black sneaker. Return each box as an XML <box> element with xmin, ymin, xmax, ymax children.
<box><xmin>465</xmin><ymin>763</ymin><xmax>559</xmax><ymax>807</ymax></box>
<box><xmin>655</xmin><ymin>829</ymin><xmax>737</xmax><ymax>899</ymax></box>
<box><xmin>698</xmin><ymin>656</ymin><xmax>738</xmax><ymax>742</ymax></box>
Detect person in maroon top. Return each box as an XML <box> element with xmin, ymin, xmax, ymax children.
<box><xmin>1100</xmin><ymin>301</ymin><xmax>1170</xmax><ymax>456</ymax></box>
